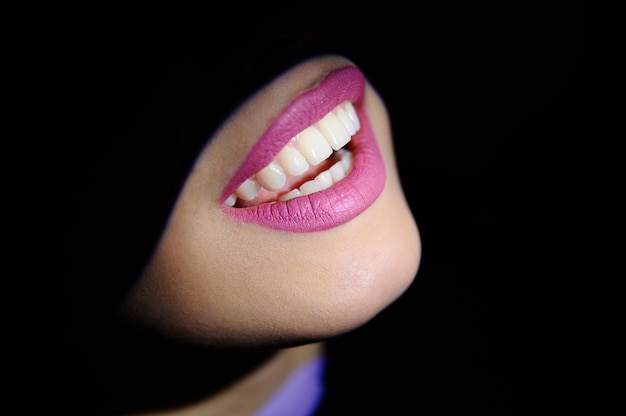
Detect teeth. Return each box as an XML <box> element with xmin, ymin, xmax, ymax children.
<box><xmin>334</xmin><ymin>105</ymin><xmax>358</xmax><ymax>135</ymax></box>
<box><xmin>329</xmin><ymin>160</ymin><xmax>346</xmax><ymax>182</ymax></box>
<box><xmin>297</xmin><ymin>126</ymin><xmax>333</xmax><ymax>166</ymax></box>
<box><xmin>256</xmin><ymin>162</ymin><xmax>286</xmax><ymax>191</ymax></box>
<box><xmin>225</xmin><ymin>193</ymin><xmax>237</xmax><ymax>207</ymax></box>
<box><xmin>314</xmin><ymin>170</ymin><xmax>333</xmax><ymax>189</ymax></box>
<box><xmin>278</xmin><ymin>188</ymin><xmax>301</xmax><ymax>202</ymax></box>
<box><xmin>225</xmin><ymin>101</ymin><xmax>360</xmax><ymax>207</ymax></box>
<box><xmin>318</xmin><ymin>111</ymin><xmax>351</xmax><ymax>150</ymax></box>
<box><xmin>278</xmin><ymin>142</ymin><xmax>309</xmax><ymax>176</ymax></box>
<box><xmin>337</xmin><ymin>104</ymin><xmax>360</xmax><ymax>133</ymax></box>
<box><xmin>278</xmin><ymin>150</ymin><xmax>352</xmax><ymax>202</ymax></box>
<box><xmin>235</xmin><ymin>178</ymin><xmax>261</xmax><ymax>201</ymax></box>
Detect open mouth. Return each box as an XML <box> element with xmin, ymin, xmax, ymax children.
<box><xmin>225</xmin><ymin>101</ymin><xmax>360</xmax><ymax>208</ymax></box>
<box><xmin>220</xmin><ymin>65</ymin><xmax>385</xmax><ymax>232</ymax></box>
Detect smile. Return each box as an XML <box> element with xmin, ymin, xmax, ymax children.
<box><xmin>224</xmin><ymin>100</ymin><xmax>359</xmax><ymax>208</ymax></box>
<box><xmin>220</xmin><ymin>66</ymin><xmax>386</xmax><ymax>232</ymax></box>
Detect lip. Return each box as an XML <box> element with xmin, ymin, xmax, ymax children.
<box><xmin>220</xmin><ymin>65</ymin><xmax>386</xmax><ymax>232</ymax></box>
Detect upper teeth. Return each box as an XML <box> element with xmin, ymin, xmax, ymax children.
<box><xmin>225</xmin><ymin>101</ymin><xmax>361</xmax><ymax>207</ymax></box>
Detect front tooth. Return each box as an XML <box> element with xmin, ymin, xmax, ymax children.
<box><xmin>340</xmin><ymin>149</ymin><xmax>352</xmax><ymax>171</ymax></box>
<box><xmin>334</xmin><ymin>105</ymin><xmax>357</xmax><ymax>135</ymax></box>
<box><xmin>278</xmin><ymin>188</ymin><xmax>301</xmax><ymax>202</ymax></box>
<box><xmin>236</xmin><ymin>178</ymin><xmax>260</xmax><ymax>201</ymax></box>
<box><xmin>256</xmin><ymin>162</ymin><xmax>286</xmax><ymax>191</ymax></box>
<box><xmin>299</xmin><ymin>179</ymin><xmax>322</xmax><ymax>196</ymax></box>
<box><xmin>277</xmin><ymin>144</ymin><xmax>309</xmax><ymax>176</ymax></box>
<box><xmin>314</xmin><ymin>170</ymin><xmax>333</xmax><ymax>190</ymax></box>
<box><xmin>318</xmin><ymin>112</ymin><xmax>351</xmax><ymax>151</ymax></box>
<box><xmin>344</xmin><ymin>102</ymin><xmax>360</xmax><ymax>131</ymax></box>
<box><xmin>296</xmin><ymin>126</ymin><xmax>333</xmax><ymax>166</ymax></box>
<box><xmin>329</xmin><ymin>160</ymin><xmax>346</xmax><ymax>182</ymax></box>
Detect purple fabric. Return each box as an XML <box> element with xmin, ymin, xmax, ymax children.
<box><xmin>253</xmin><ymin>354</ymin><xmax>326</xmax><ymax>416</ymax></box>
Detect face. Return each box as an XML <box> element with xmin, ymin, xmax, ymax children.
<box><xmin>119</xmin><ymin>55</ymin><xmax>421</xmax><ymax>347</ymax></box>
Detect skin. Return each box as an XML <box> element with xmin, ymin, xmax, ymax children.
<box><xmin>119</xmin><ymin>55</ymin><xmax>421</xmax><ymax>348</ymax></box>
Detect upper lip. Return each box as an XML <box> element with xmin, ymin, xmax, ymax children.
<box><xmin>220</xmin><ymin>65</ymin><xmax>386</xmax><ymax>232</ymax></box>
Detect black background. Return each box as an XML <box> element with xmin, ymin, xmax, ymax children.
<box><xmin>56</xmin><ymin>2</ymin><xmax>622</xmax><ymax>414</ymax></box>
<box><xmin>318</xmin><ymin>2</ymin><xmax>621</xmax><ymax>414</ymax></box>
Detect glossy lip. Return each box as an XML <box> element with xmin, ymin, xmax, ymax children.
<box><xmin>220</xmin><ymin>66</ymin><xmax>386</xmax><ymax>232</ymax></box>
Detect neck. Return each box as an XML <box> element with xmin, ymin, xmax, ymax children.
<box><xmin>70</xmin><ymin>316</ymin><xmax>290</xmax><ymax>414</ymax></box>
<box><xmin>124</xmin><ymin>342</ymin><xmax>324</xmax><ymax>416</ymax></box>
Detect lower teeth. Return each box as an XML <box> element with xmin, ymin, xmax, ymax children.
<box><xmin>229</xmin><ymin>148</ymin><xmax>353</xmax><ymax>207</ymax></box>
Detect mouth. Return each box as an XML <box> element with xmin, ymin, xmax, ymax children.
<box><xmin>225</xmin><ymin>100</ymin><xmax>359</xmax><ymax>208</ymax></box>
<box><xmin>220</xmin><ymin>66</ymin><xmax>386</xmax><ymax>232</ymax></box>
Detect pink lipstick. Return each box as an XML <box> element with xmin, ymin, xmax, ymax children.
<box><xmin>219</xmin><ymin>66</ymin><xmax>386</xmax><ymax>232</ymax></box>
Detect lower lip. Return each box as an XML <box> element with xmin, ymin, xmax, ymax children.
<box><xmin>223</xmin><ymin>108</ymin><xmax>386</xmax><ymax>232</ymax></box>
